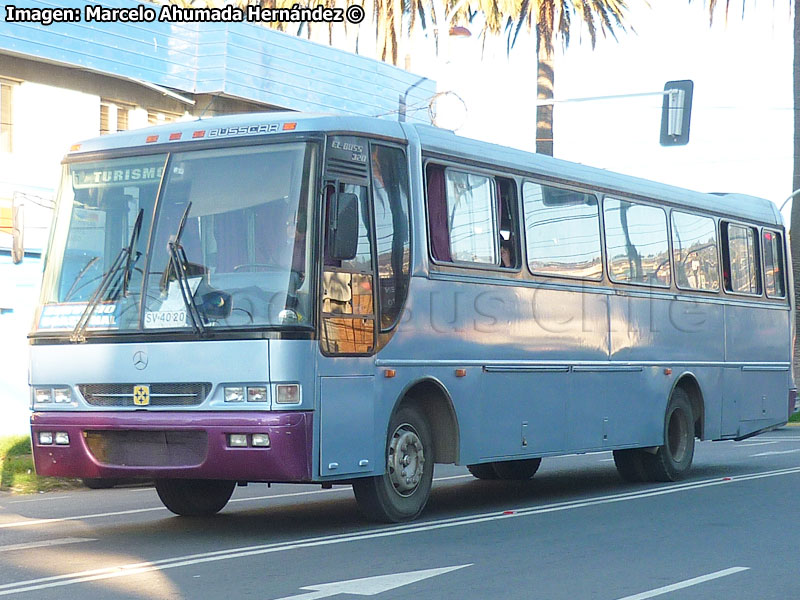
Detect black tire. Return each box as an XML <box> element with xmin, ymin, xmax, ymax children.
<box><xmin>81</xmin><ymin>478</ymin><xmax>119</xmax><ymax>489</ymax></box>
<box><xmin>155</xmin><ymin>479</ymin><xmax>235</xmax><ymax>516</ymax></box>
<box><xmin>641</xmin><ymin>388</ymin><xmax>695</xmax><ymax>482</ymax></box>
<box><xmin>492</xmin><ymin>458</ymin><xmax>542</xmax><ymax>480</ymax></box>
<box><xmin>353</xmin><ymin>406</ymin><xmax>434</xmax><ymax>523</ymax></box>
<box><xmin>467</xmin><ymin>463</ymin><xmax>499</xmax><ymax>480</ymax></box>
<box><xmin>612</xmin><ymin>450</ymin><xmax>648</xmax><ymax>483</ymax></box>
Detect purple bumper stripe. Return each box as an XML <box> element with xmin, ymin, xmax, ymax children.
<box><xmin>31</xmin><ymin>411</ymin><xmax>313</xmax><ymax>482</ymax></box>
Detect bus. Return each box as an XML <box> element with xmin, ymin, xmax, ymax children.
<box><xmin>29</xmin><ymin>113</ymin><xmax>795</xmax><ymax>522</ymax></box>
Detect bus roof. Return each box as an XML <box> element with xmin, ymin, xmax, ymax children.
<box><xmin>66</xmin><ymin>112</ymin><xmax>782</xmax><ymax>227</ymax></box>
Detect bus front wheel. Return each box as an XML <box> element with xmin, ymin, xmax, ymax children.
<box><xmin>353</xmin><ymin>406</ymin><xmax>434</xmax><ymax>523</ymax></box>
<box><xmin>155</xmin><ymin>479</ymin><xmax>236</xmax><ymax>516</ymax></box>
<box><xmin>641</xmin><ymin>388</ymin><xmax>695</xmax><ymax>482</ymax></box>
<box><xmin>492</xmin><ymin>458</ymin><xmax>542</xmax><ymax>480</ymax></box>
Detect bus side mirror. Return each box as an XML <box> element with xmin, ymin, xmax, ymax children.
<box><xmin>327</xmin><ymin>192</ymin><xmax>358</xmax><ymax>261</ymax></box>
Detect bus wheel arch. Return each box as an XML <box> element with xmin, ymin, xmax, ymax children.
<box><xmin>672</xmin><ymin>373</ymin><xmax>705</xmax><ymax>440</ymax></box>
<box><xmin>395</xmin><ymin>378</ymin><xmax>460</xmax><ymax>465</ymax></box>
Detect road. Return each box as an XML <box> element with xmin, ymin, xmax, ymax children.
<box><xmin>1</xmin><ymin>428</ymin><xmax>800</xmax><ymax>599</ymax></box>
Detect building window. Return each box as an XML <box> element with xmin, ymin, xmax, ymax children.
<box><xmin>147</xmin><ymin>109</ymin><xmax>182</xmax><ymax>126</ymax></box>
<box><xmin>100</xmin><ymin>101</ymin><xmax>131</xmax><ymax>135</ymax></box>
<box><xmin>1</xmin><ymin>81</ymin><xmax>13</xmax><ymax>153</ymax></box>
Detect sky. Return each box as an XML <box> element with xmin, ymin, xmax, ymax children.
<box><xmin>412</xmin><ymin>1</ymin><xmax>795</xmax><ymax>220</ymax></box>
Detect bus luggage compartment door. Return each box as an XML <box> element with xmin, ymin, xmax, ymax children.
<box><xmin>319</xmin><ymin>376</ymin><xmax>376</xmax><ymax>477</ymax></box>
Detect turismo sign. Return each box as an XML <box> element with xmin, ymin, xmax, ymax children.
<box><xmin>71</xmin><ymin>164</ymin><xmax>164</xmax><ymax>189</ymax></box>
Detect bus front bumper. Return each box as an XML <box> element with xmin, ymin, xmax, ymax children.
<box><xmin>30</xmin><ymin>411</ymin><xmax>313</xmax><ymax>482</ymax></box>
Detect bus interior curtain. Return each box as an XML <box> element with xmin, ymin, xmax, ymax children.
<box><xmin>426</xmin><ymin>165</ymin><xmax>451</xmax><ymax>261</ymax></box>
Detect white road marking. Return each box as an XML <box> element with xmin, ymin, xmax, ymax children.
<box><xmin>272</xmin><ymin>564</ymin><xmax>471</xmax><ymax>600</ymax></box>
<box><xmin>615</xmin><ymin>567</ymin><xmax>749</xmax><ymax>600</ymax></box>
<box><xmin>0</xmin><ymin>467</ymin><xmax>797</xmax><ymax>596</ymax></box>
<box><xmin>599</xmin><ymin>458</ymin><xmax>615</xmax><ymax>462</ymax></box>
<box><xmin>7</xmin><ymin>496</ymin><xmax>71</xmax><ymax>504</ymax></box>
<box><xmin>0</xmin><ymin>475</ymin><xmax>472</xmax><ymax>530</ymax></box>
<box><xmin>0</xmin><ymin>538</ymin><xmax>95</xmax><ymax>554</ymax></box>
<box><xmin>736</xmin><ymin>441</ymin><xmax>779</xmax><ymax>447</ymax></box>
<box><xmin>750</xmin><ymin>449</ymin><xmax>800</xmax><ymax>458</ymax></box>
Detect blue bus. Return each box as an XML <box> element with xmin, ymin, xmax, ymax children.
<box><xmin>29</xmin><ymin>113</ymin><xmax>795</xmax><ymax>522</ymax></box>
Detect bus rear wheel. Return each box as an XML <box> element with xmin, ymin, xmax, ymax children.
<box><xmin>352</xmin><ymin>406</ymin><xmax>434</xmax><ymax>523</ymax></box>
<box><xmin>155</xmin><ymin>479</ymin><xmax>236</xmax><ymax>516</ymax></box>
<box><xmin>492</xmin><ymin>458</ymin><xmax>542</xmax><ymax>480</ymax></box>
<box><xmin>467</xmin><ymin>463</ymin><xmax>499</xmax><ymax>480</ymax></box>
<box><xmin>641</xmin><ymin>388</ymin><xmax>695</xmax><ymax>482</ymax></box>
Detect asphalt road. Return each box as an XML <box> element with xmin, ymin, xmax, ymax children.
<box><xmin>2</xmin><ymin>428</ymin><xmax>800</xmax><ymax>600</ymax></box>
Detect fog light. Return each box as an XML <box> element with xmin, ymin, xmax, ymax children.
<box><xmin>38</xmin><ymin>431</ymin><xmax>53</xmax><ymax>445</ymax></box>
<box><xmin>54</xmin><ymin>432</ymin><xmax>70</xmax><ymax>445</ymax></box>
<box><xmin>224</xmin><ymin>387</ymin><xmax>245</xmax><ymax>403</ymax></box>
<box><xmin>228</xmin><ymin>434</ymin><xmax>248</xmax><ymax>447</ymax></box>
<box><xmin>275</xmin><ymin>384</ymin><xmax>301</xmax><ymax>404</ymax></box>
<box><xmin>252</xmin><ymin>433</ymin><xmax>270</xmax><ymax>447</ymax></box>
<box><xmin>54</xmin><ymin>387</ymin><xmax>71</xmax><ymax>404</ymax></box>
<box><xmin>247</xmin><ymin>386</ymin><xmax>268</xmax><ymax>403</ymax></box>
<box><xmin>35</xmin><ymin>388</ymin><xmax>53</xmax><ymax>404</ymax></box>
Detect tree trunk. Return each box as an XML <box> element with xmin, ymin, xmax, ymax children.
<box><xmin>536</xmin><ymin>32</ymin><xmax>554</xmax><ymax>156</ymax></box>
<box><xmin>792</xmin><ymin>0</ymin><xmax>800</xmax><ymax>382</ymax></box>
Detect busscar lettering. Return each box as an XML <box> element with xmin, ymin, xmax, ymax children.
<box><xmin>4</xmin><ymin>5</ymin><xmax>81</xmax><ymax>26</ymax></box>
<box><xmin>207</xmin><ymin>123</ymin><xmax>281</xmax><ymax>138</ymax></box>
<box><xmin>84</xmin><ymin>4</ymin><xmax>156</xmax><ymax>22</ymax></box>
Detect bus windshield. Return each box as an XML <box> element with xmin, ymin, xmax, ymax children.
<box><xmin>37</xmin><ymin>142</ymin><xmax>316</xmax><ymax>334</ymax></box>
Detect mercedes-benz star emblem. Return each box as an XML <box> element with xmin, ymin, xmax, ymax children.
<box><xmin>133</xmin><ymin>350</ymin><xmax>149</xmax><ymax>370</ymax></box>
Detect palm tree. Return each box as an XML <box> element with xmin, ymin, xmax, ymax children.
<box><xmin>510</xmin><ymin>1</ymin><xmax>631</xmax><ymax>156</ymax></box>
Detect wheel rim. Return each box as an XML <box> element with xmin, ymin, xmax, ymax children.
<box><xmin>387</xmin><ymin>423</ymin><xmax>425</xmax><ymax>497</ymax></box>
<box><xmin>667</xmin><ymin>407</ymin><xmax>689</xmax><ymax>463</ymax></box>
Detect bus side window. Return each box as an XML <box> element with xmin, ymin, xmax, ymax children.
<box><xmin>671</xmin><ymin>211</ymin><xmax>719</xmax><ymax>292</ymax></box>
<box><xmin>371</xmin><ymin>145</ymin><xmax>410</xmax><ymax>331</ymax></box>
<box><xmin>426</xmin><ymin>163</ymin><xmax>499</xmax><ymax>266</ymax></box>
<box><xmin>722</xmin><ymin>222</ymin><xmax>761</xmax><ymax>295</ymax></box>
<box><xmin>604</xmin><ymin>198</ymin><xmax>670</xmax><ymax>286</ymax></box>
<box><xmin>523</xmin><ymin>182</ymin><xmax>602</xmax><ymax>280</ymax></box>
<box><xmin>321</xmin><ymin>182</ymin><xmax>375</xmax><ymax>355</ymax></box>
<box><xmin>763</xmin><ymin>229</ymin><xmax>786</xmax><ymax>299</ymax></box>
<box><xmin>496</xmin><ymin>177</ymin><xmax>519</xmax><ymax>269</ymax></box>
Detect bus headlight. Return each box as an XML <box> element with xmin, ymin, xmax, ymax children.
<box><xmin>38</xmin><ymin>431</ymin><xmax>53</xmax><ymax>445</ymax></box>
<box><xmin>275</xmin><ymin>384</ymin><xmax>301</xmax><ymax>405</ymax></box>
<box><xmin>228</xmin><ymin>434</ymin><xmax>248</xmax><ymax>447</ymax></box>
<box><xmin>34</xmin><ymin>388</ymin><xmax>53</xmax><ymax>404</ymax></box>
<box><xmin>53</xmin><ymin>387</ymin><xmax>72</xmax><ymax>403</ymax></box>
<box><xmin>224</xmin><ymin>387</ymin><xmax>245</xmax><ymax>403</ymax></box>
<box><xmin>251</xmin><ymin>433</ymin><xmax>270</xmax><ymax>447</ymax></box>
<box><xmin>54</xmin><ymin>432</ymin><xmax>70</xmax><ymax>445</ymax></box>
<box><xmin>247</xmin><ymin>386</ymin><xmax>268</xmax><ymax>403</ymax></box>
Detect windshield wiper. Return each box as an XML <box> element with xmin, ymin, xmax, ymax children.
<box><xmin>69</xmin><ymin>209</ymin><xmax>144</xmax><ymax>343</ymax></box>
<box><xmin>159</xmin><ymin>202</ymin><xmax>206</xmax><ymax>337</ymax></box>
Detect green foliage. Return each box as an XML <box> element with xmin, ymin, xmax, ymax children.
<box><xmin>0</xmin><ymin>435</ymin><xmax>81</xmax><ymax>493</ymax></box>
<box><xmin>789</xmin><ymin>411</ymin><xmax>800</xmax><ymax>423</ymax></box>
